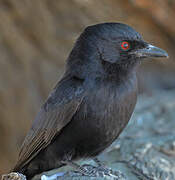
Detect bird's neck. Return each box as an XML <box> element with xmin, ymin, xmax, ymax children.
<box><xmin>101</xmin><ymin>60</ymin><xmax>139</xmax><ymax>82</ymax></box>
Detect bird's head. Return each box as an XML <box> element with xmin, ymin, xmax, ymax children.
<box><xmin>67</xmin><ymin>23</ymin><xmax>168</xmax><ymax>78</ymax></box>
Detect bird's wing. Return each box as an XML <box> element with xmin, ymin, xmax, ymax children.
<box><xmin>14</xmin><ymin>76</ymin><xmax>85</xmax><ymax>170</ymax></box>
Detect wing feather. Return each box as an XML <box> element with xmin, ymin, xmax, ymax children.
<box><xmin>14</xmin><ymin>76</ymin><xmax>84</xmax><ymax>170</ymax></box>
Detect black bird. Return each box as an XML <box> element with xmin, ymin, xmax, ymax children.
<box><xmin>7</xmin><ymin>23</ymin><xmax>168</xmax><ymax>179</ymax></box>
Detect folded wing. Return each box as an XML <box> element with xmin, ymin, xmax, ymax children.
<box><xmin>14</xmin><ymin>76</ymin><xmax>85</xmax><ymax>170</ymax></box>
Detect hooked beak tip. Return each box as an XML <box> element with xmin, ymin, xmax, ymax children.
<box><xmin>132</xmin><ymin>44</ymin><xmax>169</xmax><ymax>59</ymax></box>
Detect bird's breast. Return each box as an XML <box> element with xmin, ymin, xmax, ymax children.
<box><xmin>76</xmin><ymin>77</ymin><xmax>137</xmax><ymax>144</ymax></box>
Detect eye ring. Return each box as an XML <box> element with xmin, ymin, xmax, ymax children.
<box><xmin>121</xmin><ymin>41</ymin><xmax>130</xmax><ymax>51</ymax></box>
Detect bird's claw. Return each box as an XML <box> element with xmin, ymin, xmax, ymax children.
<box><xmin>62</xmin><ymin>159</ymin><xmax>124</xmax><ymax>178</ymax></box>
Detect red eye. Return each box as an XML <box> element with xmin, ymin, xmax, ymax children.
<box><xmin>121</xmin><ymin>41</ymin><xmax>130</xmax><ymax>51</ymax></box>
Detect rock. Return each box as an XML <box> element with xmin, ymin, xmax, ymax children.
<box><xmin>1</xmin><ymin>173</ymin><xmax>26</xmax><ymax>180</ymax></box>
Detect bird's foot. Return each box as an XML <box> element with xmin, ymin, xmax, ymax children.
<box><xmin>1</xmin><ymin>173</ymin><xmax>26</xmax><ymax>180</ymax></box>
<box><xmin>61</xmin><ymin>160</ymin><xmax>96</xmax><ymax>177</ymax></box>
<box><xmin>62</xmin><ymin>159</ymin><xmax>125</xmax><ymax>178</ymax></box>
<box><xmin>93</xmin><ymin>158</ymin><xmax>122</xmax><ymax>177</ymax></box>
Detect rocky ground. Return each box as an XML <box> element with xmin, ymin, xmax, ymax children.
<box><xmin>25</xmin><ymin>90</ymin><xmax>175</xmax><ymax>180</ymax></box>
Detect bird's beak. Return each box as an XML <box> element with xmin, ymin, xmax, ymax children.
<box><xmin>132</xmin><ymin>44</ymin><xmax>169</xmax><ymax>58</ymax></box>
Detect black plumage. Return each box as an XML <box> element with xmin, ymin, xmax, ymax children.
<box><xmin>12</xmin><ymin>23</ymin><xmax>168</xmax><ymax>179</ymax></box>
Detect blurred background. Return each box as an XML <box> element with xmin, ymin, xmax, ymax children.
<box><xmin>0</xmin><ymin>0</ymin><xmax>175</xmax><ymax>175</ymax></box>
